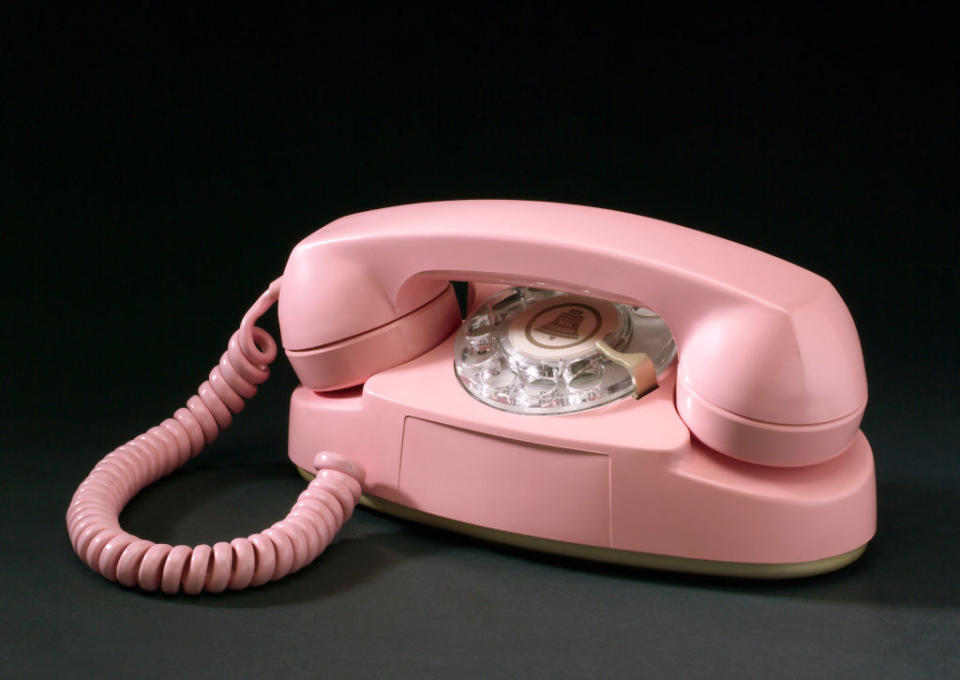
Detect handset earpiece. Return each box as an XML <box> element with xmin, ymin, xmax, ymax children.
<box><xmin>279</xmin><ymin>253</ymin><xmax>461</xmax><ymax>391</ymax></box>
<box><xmin>674</xmin><ymin>295</ymin><xmax>867</xmax><ymax>467</ymax></box>
<box><xmin>282</xmin><ymin>283</ymin><xmax>461</xmax><ymax>391</ymax></box>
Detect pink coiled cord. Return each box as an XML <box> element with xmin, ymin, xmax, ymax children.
<box><xmin>66</xmin><ymin>279</ymin><xmax>364</xmax><ymax>593</ymax></box>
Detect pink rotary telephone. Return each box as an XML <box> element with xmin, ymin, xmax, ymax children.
<box><xmin>67</xmin><ymin>200</ymin><xmax>875</xmax><ymax>593</ymax></box>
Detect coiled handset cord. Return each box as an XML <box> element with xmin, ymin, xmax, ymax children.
<box><xmin>66</xmin><ymin>279</ymin><xmax>365</xmax><ymax>594</ymax></box>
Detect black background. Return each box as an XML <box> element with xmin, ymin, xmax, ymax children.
<box><xmin>2</xmin><ymin>4</ymin><xmax>958</xmax><ymax>678</ymax></box>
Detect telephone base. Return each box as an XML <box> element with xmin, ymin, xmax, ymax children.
<box><xmin>297</xmin><ymin>466</ymin><xmax>867</xmax><ymax>578</ymax></box>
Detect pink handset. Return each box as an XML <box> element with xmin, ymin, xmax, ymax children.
<box><xmin>67</xmin><ymin>200</ymin><xmax>875</xmax><ymax>593</ymax></box>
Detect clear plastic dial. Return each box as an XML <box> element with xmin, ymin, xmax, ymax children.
<box><xmin>454</xmin><ymin>287</ymin><xmax>676</xmax><ymax>415</ymax></box>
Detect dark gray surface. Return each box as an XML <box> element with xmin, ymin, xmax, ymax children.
<box><xmin>3</xmin><ymin>377</ymin><xmax>959</xmax><ymax>678</ymax></box>
<box><xmin>3</xmin><ymin>5</ymin><xmax>958</xmax><ymax>678</ymax></box>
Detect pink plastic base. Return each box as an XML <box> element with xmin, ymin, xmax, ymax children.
<box><xmin>288</xmin><ymin>335</ymin><xmax>876</xmax><ymax>566</ymax></box>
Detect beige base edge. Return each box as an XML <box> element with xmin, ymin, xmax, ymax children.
<box><xmin>297</xmin><ymin>466</ymin><xmax>867</xmax><ymax>579</ymax></box>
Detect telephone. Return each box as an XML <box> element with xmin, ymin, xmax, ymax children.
<box><xmin>67</xmin><ymin>200</ymin><xmax>875</xmax><ymax>593</ymax></box>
